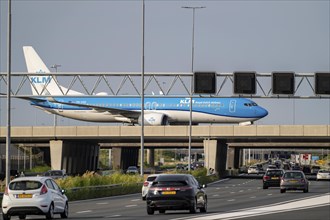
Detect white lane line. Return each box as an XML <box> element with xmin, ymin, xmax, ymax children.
<box><xmin>125</xmin><ymin>204</ymin><xmax>138</xmax><ymax>208</ymax></box>
<box><xmin>267</xmin><ymin>194</ymin><xmax>272</xmax><ymax>196</ymax></box>
<box><xmin>96</xmin><ymin>202</ymin><xmax>108</xmax><ymax>205</ymax></box>
<box><xmin>250</xmin><ymin>196</ymin><xmax>256</xmax><ymax>199</ymax></box>
<box><xmin>131</xmin><ymin>199</ymin><xmax>140</xmax><ymax>202</ymax></box>
<box><xmin>239</xmin><ymin>190</ymin><xmax>244</xmax><ymax>193</ymax></box>
<box><xmin>174</xmin><ymin>194</ymin><xmax>330</xmax><ymax>220</ymax></box>
<box><xmin>106</xmin><ymin>214</ymin><xmax>122</xmax><ymax>218</ymax></box>
<box><xmin>230</xmin><ymin>192</ymin><xmax>235</xmax><ymax>194</ymax></box>
<box><xmin>76</xmin><ymin>210</ymin><xmax>92</xmax><ymax>214</ymax></box>
<box><xmin>213</xmin><ymin>194</ymin><xmax>220</xmax><ymax>197</ymax></box>
<box><xmin>227</xmin><ymin>199</ymin><xmax>235</xmax><ymax>202</ymax></box>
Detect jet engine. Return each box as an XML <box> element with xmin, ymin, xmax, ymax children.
<box><xmin>138</xmin><ymin>113</ymin><xmax>169</xmax><ymax>126</ymax></box>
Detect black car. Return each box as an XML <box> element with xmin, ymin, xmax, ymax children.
<box><xmin>262</xmin><ymin>169</ymin><xmax>284</xmax><ymax>189</ymax></box>
<box><xmin>146</xmin><ymin>174</ymin><xmax>207</xmax><ymax>215</ymax></box>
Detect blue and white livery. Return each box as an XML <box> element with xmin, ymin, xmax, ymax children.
<box><xmin>22</xmin><ymin>46</ymin><xmax>268</xmax><ymax>126</ymax></box>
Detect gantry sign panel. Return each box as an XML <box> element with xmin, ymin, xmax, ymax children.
<box><xmin>272</xmin><ymin>72</ymin><xmax>295</xmax><ymax>95</ymax></box>
<box><xmin>315</xmin><ymin>72</ymin><xmax>330</xmax><ymax>95</ymax></box>
<box><xmin>0</xmin><ymin>72</ymin><xmax>329</xmax><ymax>98</ymax></box>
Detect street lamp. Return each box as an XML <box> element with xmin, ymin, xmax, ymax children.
<box><xmin>50</xmin><ymin>64</ymin><xmax>61</xmax><ymax>127</ymax></box>
<box><xmin>182</xmin><ymin>6</ymin><xmax>206</xmax><ymax>171</ymax></box>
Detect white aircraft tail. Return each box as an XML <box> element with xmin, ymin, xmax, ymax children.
<box><xmin>23</xmin><ymin>46</ymin><xmax>82</xmax><ymax>95</ymax></box>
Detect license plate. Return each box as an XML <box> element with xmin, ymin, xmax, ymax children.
<box><xmin>16</xmin><ymin>194</ymin><xmax>32</xmax><ymax>198</ymax></box>
<box><xmin>271</xmin><ymin>177</ymin><xmax>279</xmax><ymax>180</ymax></box>
<box><xmin>162</xmin><ymin>191</ymin><xmax>176</xmax><ymax>195</ymax></box>
<box><xmin>289</xmin><ymin>180</ymin><xmax>298</xmax><ymax>183</ymax></box>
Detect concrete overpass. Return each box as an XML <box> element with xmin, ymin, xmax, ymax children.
<box><xmin>1</xmin><ymin>125</ymin><xmax>329</xmax><ymax>175</ymax></box>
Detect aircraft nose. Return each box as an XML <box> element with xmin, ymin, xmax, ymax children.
<box><xmin>257</xmin><ymin>107</ymin><xmax>268</xmax><ymax>118</ymax></box>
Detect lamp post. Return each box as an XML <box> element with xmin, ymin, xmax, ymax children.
<box><xmin>50</xmin><ymin>64</ymin><xmax>61</xmax><ymax>127</ymax></box>
<box><xmin>6</xmin><ymin>0</ymin><xmax>12</xmax><ymax>186</ymax></box>
<box><xmin>140</xmin><ymin>0</ymin><xmax>145</xmax><ymax>176</ymax></box>
<box><xmin>182</xmin><ymin>6</ymin><xmax>205</xmax><ymax>171</ymax></box>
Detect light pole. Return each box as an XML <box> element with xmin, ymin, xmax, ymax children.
<box><xmin>140</xmin><ymin>0</ymin><xmax>145</xmax><ymax>176</ymax></box>
<box><xmin>182</xmin><ymin>6</ymin><xmax>205</xmax><ymax>171</ymax></box>
<box><xmin>6</xmin><ymin>0</ymin><xmax>12</xmax><ymax>186</ymax></box>
<box><xmin>50</xmin><ymin>64</ymin><xmax>61</xmax><ymax>127</ymax></box>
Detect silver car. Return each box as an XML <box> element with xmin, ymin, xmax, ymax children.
<box><xmin>280</xmin><ymin>170</ymin><xmax>309</xmax><ymax>193</ymax></box>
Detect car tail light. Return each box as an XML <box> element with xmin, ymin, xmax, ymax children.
<box><xmin>300</xmin><ymin>179</ymin><xmax>306</xmax><ymax>183</ymax></box>
<box><xmin>263</xmin><ymin>176</ymin><xmax>270</xmax><ymax>181</ymax></box>
<box><xmin>4</xmin><ymin>186</ymin><xmax>9</xmax><ymax>196</ymax></box>
<box><xmin>143</xmin><ymin>181</ymin><xmax>149</xmax><ymax>187</ymax></box>
<box><xmin>40</xmin><ymin>184</ymin><xmax>48</xmax><ymax>195</ymax></box>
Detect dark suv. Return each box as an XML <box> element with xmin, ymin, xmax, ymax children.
<box><xmin>146</xmin><ymin>174</ymin><xmax>207</xmax><ymax>215</ymax></box>
<box><xmin>263</xmin><ymin>169</ymin><xmax>284</xmax><ymax>189</ymax></box>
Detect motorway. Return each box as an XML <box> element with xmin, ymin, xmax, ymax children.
<box><xmin>4</xmin><ymin>177</ymin><xmax>329</xmax><ymax>220</ymax></box>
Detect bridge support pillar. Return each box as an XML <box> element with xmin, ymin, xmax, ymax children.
<box><xmin>226</xmin><ymin>148</ymin><xmax>241</xmax><ymax>169</ymax></box>
<box><xmin>147</xmin><ymin>149</ymin><xmax>155</xmax><ymax>167</ymax></box>
<box><xmin>111</xmin><ymin>147</ymin><xmax>139</xmax><ymax>171</ymax></box>
<box><xmin>49</xmin><ymin>140</ymin><xmax>99</xmax><ymax>175</ymax></box>
<box><xmin>204</xmin><ymin>139</ymin><xmax>228</xmax><ymax>177</ymax></box>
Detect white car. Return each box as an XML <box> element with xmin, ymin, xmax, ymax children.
<box><xmin>126</xmin><ymin>166</ymin><xmax>139</xmax><ymax>174</ymax></box>
<box><xmin>2</xmin><ymin>176</ymin><xmax>68</xmax><ymax>220</ymax></box>
<box><xmin>248</xmin><ymin>166</ymin><xmax>260</xmax><ymax>174</ymax></box>
<box><xmin>316</xmin><ymin>169</ymin><xmax>330</xmax><ymax>181</ymax></box>
<box><xmin>141</xmin><ymin>174</ymin><xmax>159</xmax><ymax>200</ymax></box>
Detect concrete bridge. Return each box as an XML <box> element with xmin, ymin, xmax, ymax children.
<box><xmin>1</xmin><ymin>125</ymin><xmax>329</xmax><ymax>175</ymax></box>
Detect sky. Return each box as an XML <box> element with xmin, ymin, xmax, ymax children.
<box><xmin>0</xmin><ymin>0</ymin><xmax>329</xmax><ymax>126</ymax></box>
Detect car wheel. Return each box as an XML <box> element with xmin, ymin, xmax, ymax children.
<box><xmin>200</xmin><ymin>199</ymin><xmax>207</xmax><ymax>213</ymax></box>
<box><xmin>147</xmin><ymin>206</ymin><xmax>154</xmax><ymax>215</ymax></box>
<box><xmin>303</xmin><ymin>188</ymin><xmax>309</xmax><ymax>193</ymax></box>
<box><xmin>60</xmin><ymin>202</ymin><xmax>69</xmax><ymax>218</ymax></box>
<box><xmin>280</xmin><ymin>189</ymin><xmax>286</xmax><ymax>193</ymax></box>
<box><xmin>159</xmin><ymin>210</ymin><xmax>166</xmax><ymax>214</ymax></box>
<box><xmin>189</xmin><ymin>199</ymin><xmax>197</xmax><ymax>214</ymax></box>
<box><xmin>46</xmin><ymin>203</ymin><xmax>54</xmax><ymax>219</ymax></box>
<box><xmin>2</xmin><ymin>213</ymin><xmax>11</xmax><ymax>220</ymax></box>
<box><xmin>19</xmin><ymin>215</ymin><xmax>26</xmax><ymax>219</ymax></box>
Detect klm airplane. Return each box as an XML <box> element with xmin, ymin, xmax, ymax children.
<box><xmin>22</xmin><ymin>46</ymin><xmax>268</xmax><ymax>126</ymax></box>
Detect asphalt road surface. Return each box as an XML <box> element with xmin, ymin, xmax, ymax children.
<box><xmin>2</xmin><ymin>178</ymin><xmax>329</xmax><ymax>220</ymax></box>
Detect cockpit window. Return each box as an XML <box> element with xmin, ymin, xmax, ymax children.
<box><xmin>244</xmin><ymin>102</ymin><xmax>258</xmax><ymax>107</ymax></box>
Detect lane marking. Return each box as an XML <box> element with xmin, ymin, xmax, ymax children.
<box><xmin>173</xmin><ymin>193</ymin><xmax>330</xmax><ymax>220</ymax></box>
<box><xmin>250</xmin><ymin>196</ymin><xmax>256</xmax><ymax>199</ymax></box>
<box><xmin>106</xmin><ymin>214</ymin><xmax>122</xmax><ymax>218</ymax></box>
<box><xmin>76</xmin><ymin>210</ymin><xmax>92</xmax><ymax>214</ymax></box>
<box><xmin>125</xmin><ymin>204</ymin><xmax>138</xmax><ymax>208</ymax></box>
<box><xmin>227</xmin><ymin>199</ymin><xmax>235</xmax><ymax>202</ymax></box>
<box><xmin>96</xmin><ymin>202</ymin><xmax>108</xmax><ymax>205</ymax></box>
<box><xmin>131</xmin><ymin>199</ymin><xmax>140</xmax><ymax>202</ymax></box>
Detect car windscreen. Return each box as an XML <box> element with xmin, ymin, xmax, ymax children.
<box><xmin>284</xmin><ymin>172</ymin><xmax>303</xmax><ymax>179</ymax></box>
<box><xmin>266</xmin><ymin>170</ymin><xmax>283</xmax><ymax>176</ymax></box>
<box><xmin>9</xmin><ymin>181</ymin><xmax>42</xmax><ymax>190</ymax></box>
<box><xmin>152</xmin><ymin>181</ymin><xmax>187</xmax><ymax>187</ymax></box>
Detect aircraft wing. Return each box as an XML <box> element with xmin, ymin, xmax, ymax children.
<box><xmin>47</xmin><ymin>97</ymin><xmax>141</xmax><ymax>118</ymax></box>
